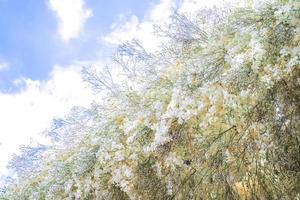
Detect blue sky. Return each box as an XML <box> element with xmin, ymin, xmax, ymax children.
<box><xmin>0</xmin><ymin>0</ymin><xmax>158</xmax><ymax>92</ymax></box>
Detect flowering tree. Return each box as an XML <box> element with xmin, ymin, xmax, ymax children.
<box><xmin>1</xmin><ymin>0</ymin><xmax>300</xmax><ymax>199</ymax></box>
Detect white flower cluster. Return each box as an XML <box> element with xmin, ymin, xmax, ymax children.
<box><xmin>2</xmin><ymin>0</ymin><xmax>299</xmax><ymax>199</ymax></box>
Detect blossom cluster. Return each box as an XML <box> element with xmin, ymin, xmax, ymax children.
<box><xmin>1</xmin><ymin>0</ymin><xmax>300</xmax><ymax>199</ymax></box>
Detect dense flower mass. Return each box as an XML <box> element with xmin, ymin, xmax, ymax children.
<box><xmin>1</xmin><ymin>0</ymin><xmax>300</xmax><ymax>199</ymax></box>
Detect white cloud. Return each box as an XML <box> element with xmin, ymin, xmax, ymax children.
<box><xmin>103</xmin><ymin>0</ymin><xmax>176</xmax><ymax>52</ymax></box>
<box><xmin>104</xmin><ymin>15</ymin><xmax>140</xmax><ymax>46</ymax></box>
<box><xmin>0</xmin><ymin>61</ymin><xmax>9</xmax><ymax>71</ymax></box>
<box><xmin>178</xmin><ymin>0</ymin><xmax>223</xmax><ymax>14</ymax></box>
<box><xmin>48</xmin><ymin>0</ymin><xmax>92</xmax><ymax>41</ymax></box>
<box><xmin>146</xmin><ymin>0</ymin><xmax>176</xmax><ymax>22</ymax></box>
<box><xmin>0</xmin><ymin>65</ymin><xmax>97</xmax><ymax>177</ymax></box>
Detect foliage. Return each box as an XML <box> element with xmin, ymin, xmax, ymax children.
<box><xmin>1</xmin><ymin>0</ymin><xmax>300</xmax><ymax>199</ymax></box>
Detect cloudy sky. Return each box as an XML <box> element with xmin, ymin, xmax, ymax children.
<box><xmin>0</xmin><ymin>0</ymin><xmax>227</xmax><ymax>179</ymax></box>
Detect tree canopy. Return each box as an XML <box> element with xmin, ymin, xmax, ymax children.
<box><xmin>1</xmin><ymin>0</ymin><xmax>300</xmax><ymax>199</ymax></box>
